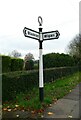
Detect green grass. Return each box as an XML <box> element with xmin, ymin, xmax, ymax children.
<box><xmin>3</xmin><ymin>71</ymin><xmax>81</xmax><ymax>112</ymax></box>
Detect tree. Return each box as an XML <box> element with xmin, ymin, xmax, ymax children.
<box><xmin>67</xmin><ymin>34</ymin><xmax>81</xmax><ymax>57</ymax></box>
<box><xmin>43</xmin><ymin>53</ymin><xmax>75</xmax><ymax>68</ymax></box>
<box><xmin>9</xmin><ymin>50</ymin><xmax>21</xmax><ymax>58</ymax></box>
<box><xmin>67</xmin><ymin>34</ymin><xmax>81</xmax><ymax>65</ymax></box>
<box><xmin>24</xmin><ymin>53</ymin><xmax>34</xmax><ymax>62</ymax></box>
<box><xmin>23</xmin><ymin>53</ymin><xmax>34</xmax><ymax>70</ymax></box>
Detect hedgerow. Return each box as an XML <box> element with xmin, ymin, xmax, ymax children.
<box><xmin>11</xmin><ymin>58</ymin><xmax>24</xmax><ymax>71</ymax></box>
<box><xmin>1</xmin><ymin>55</ymin><xmax>24</xmax><ymax>73</ymax></box>
<box><xmin>2</xmin><ymin>55</ymin><xmax>11</xmax><ymax>73</ymax></box>
<box><xmin>2</xmin><ymin>66</ymin><xmax>79</xmax><ymax>102</ymax></box>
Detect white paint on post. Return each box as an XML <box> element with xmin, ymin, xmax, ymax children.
<box><xmin>39</xmin><ymin>28</ymin><xmax>43</xmax><ymax>88</ymax></box>
<box><xmin>39</xmin><ymin>49</ymin><xmax>43</xmax><ymax>88</ymax></box>
<box><xmin>39</xmin><ymin>32</ymin><xmax>43</xmax><ymax>41</ymax></box>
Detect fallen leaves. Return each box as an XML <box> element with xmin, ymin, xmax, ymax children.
<box><xmin>7</xmin><ymin>109</ymin><xmax>12</xmax><ymax>112</ymax></box>
<box><xmin>52</xmin><ymin>98</ymin><xmax>58</xmax><ymax>104</ymax></box>
<box><xmin>68</xmin><ymin>115</ymin><xmax>72</xmax><ymax>118</ymax></box>
<box><xmin>49</xmin><ymin>104</ymin><xmax>52</xmax><ymax>107</ymax></box>
<box><xmin>41</xmin><ymin>115</ymin><xmax>44</xmax><ymax>118</ymax></box>
<box><xmin>22</xmin><ymin>109</ymin><xmax>25</xmax><ymax>112</ymax></box>
<box><xmin>13</xmin><ymin>108</ymin><xmax>17</xmax><ymax>111</ymax></box>
<box><xmin>31</xmin><ymin>109</ymin><xmax>44</xmax><ymax>114</ymax></box>
<box><xmin>31</xmin><ymin>110</ymin><xmax>36</xmax><ymax>114</ymax></box>
<box><xmin>3</xmin><ymin>108</ymin><xmax>7</xmax><ymax>111</ymax></box>
<box><xmin>16</xmin><ymin>114</ymin><xmax>19</xmax><ymax>117</ymax></box>
<box><xmin>48</xmin><ymin>112</ymin><xmax>54</xmax><ymax>115</ymax></box>
<box><xmin>3</xmin><ymin>105</ymin><xmax>19</xmax><ymax>112</ymax></box>
<box><xmin>15</xmin><ymin>105</ymin><xmax>19</xmax><ymax>108</ymax></box>
<box><xmin>3</xmin><ymin>106</ymin><xmax>12</xmax><ymax>112</ymax></box>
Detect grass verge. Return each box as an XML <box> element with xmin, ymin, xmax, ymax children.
<box><xmin>3</xmin><ymin>72</ymin><xmax>81</xmax><ymax>112</ymax></box>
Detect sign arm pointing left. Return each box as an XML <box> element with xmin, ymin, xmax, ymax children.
<box><xmin>23</xmin><ymin>27</ymin><xmax>39</xmax><ymax>40</ymax></box>
<box><xmin>23</xmin><ymin>27</ymin><xmax>27</xmax><ymax>36</ymax></box>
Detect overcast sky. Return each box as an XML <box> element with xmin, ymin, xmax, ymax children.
<box><xmin>0</xmin><ymin>0</ymin><xmax>79</xmax><ymax>59</ymax></box>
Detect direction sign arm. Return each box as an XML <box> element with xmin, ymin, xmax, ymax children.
<box><xmin>43</xmin><ymin>30</ymin><xmax>60</xmax><ymax>41</ymax></box>
<box><xmin>23</xmin><ymin>27</ymin><xmax>39</xmax><ymax>40</ymax></box>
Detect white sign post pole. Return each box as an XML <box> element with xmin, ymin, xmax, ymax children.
<box><xmin>39</xmin><ymin>28</ymin><xmax>44</xmax><ymax>102</ymax></box>
<box><xmin>38</xmin><ymin>16</ymin><xmax>44</xmax><ymax>102</ymax></box>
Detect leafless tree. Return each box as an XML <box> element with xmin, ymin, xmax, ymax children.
<box><xmin>67</xmin><ymin>34</ymin><xmax>81</xmax><ymax>58</ymax></box>
<box><xmin>9</xmin><ymin>50</ymin><xmax>21</xmax><ymax>58</ymax></box>
<box><xmin>23</xmin><ymin>53</ymin><xmax>34</xmax><ymax>70</ymax></box>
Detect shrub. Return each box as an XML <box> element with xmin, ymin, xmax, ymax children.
<box><xmin>2</xmin><ymin>66</ymin><xmax>79</xmax><ymax>102</ymax></box>
<box><xmin>1</xmin><ymin>55</ymin><xmax>24</xmax><ymax>73</ymax></box>
<box><xmin>44</xmin><ymin>66</ymin><xmax>79</xmax><ymax>83</ymax></box>
<box><xmin>2</xmin><ymin>70</ymin><xmax>38</xmax><ymax>101</ymax></box>
<box><xmin>24</xmin><ymin>60</ymin><xmax>34</xmax><ymax>70</ymax></box>
<box><xmin>43</xmin><ymin>53</ymin><xmax>75</xmax><ymax>68</ymax></box>
<box><xmin>0</xmin><ymin>56</ymin><xmax>2</xmax><ymax>74</ymax></box>
<box><xmin>2</xmin><ymin>55</ymin><xmax>11</xmax><ymax>73</ymax></box>
<box><xmin>11</xmin><ymin>58</ymin><xmax>24</xmax><ymax>71</ymax></box>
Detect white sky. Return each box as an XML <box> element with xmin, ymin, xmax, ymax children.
<box><xmin>0</xmin><ymin>0</ymin><xmax>80</xmax><ymax>59</ymax></box>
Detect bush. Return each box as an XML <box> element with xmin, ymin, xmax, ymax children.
<box><xmin>2</xmin><ymin>55</ymin><xmax>11</xmax><ymax>73</ymax></box>
<box><xmin>43</xmin><ymin>53</ymin><xmax>75</xmax><ymax>68</ymax></box>
<box><xmin>24</xmin><ymin>60</ymin><xmax>34</xmax><ymax>70</ymax></box>
<box><xmin>2</xmin><ymin>66</ymin><xmax>79</xmax><ymax>102</ymax></box>
<box><xmin>1</xmin><ymin>55</ymin><xmax>24</xmax><ymax>73</ymax></box>
<box><xmin>0</xmin><ymin>56</ymin><xmax>2</xmax><ymax>74</ymax></box>
<box><xmin>44</xmin><ymin>66</ymin><xmax>79</xmax><ymax>83</ymax></box>
<box><xmin>2</xmin><ymin>70</ymin><xmax>38</xmax><ymax>101</ymax></box>
<box><xmin>11</xmin><ymin>58</ymin><xmax>24</xmax><ymax>71</ymax></box>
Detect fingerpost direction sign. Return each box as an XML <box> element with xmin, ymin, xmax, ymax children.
<box><xmin>23</xmin><ymin>28</ymin><xmax>60</xmax><ymax>41</ymax></box>
<box><xmin>23</xmin><ymin>16</ymin><xmax>60</xmax><ymax>102</ymax></box>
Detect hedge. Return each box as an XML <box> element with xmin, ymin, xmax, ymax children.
<box><xmin>11</xmin><ymin>58</ymin><xmax>24</xmax><ymax>71</ymax></box>
<box><xmin>43</xmin><ymin>53</ymin><xmax>76</xmax><ymax>68</ymax></box>
<box><xmin>1</xmin><ymin>55</ymin><xmax>24</xmax><ymax>73</ymax></box>
<box><xmin>2</xmin><ymin>66</ymin><xmax>79</xmax><ymax>102</ymax></box>
<box><xmin>2</xmin><ymin>70</ymin><xmax>38</xmax><ymax>101</ymax></box>
<box><xmin>0</xmin><ymin>56</ymin><xmax>2</xmax><ymax>74</ymax></box>
<box><xmin>2</xmin><ymin>55</ymin><xmax>11</xmax><ymax>73</ymax></box>
<box><xmin>43</xmin><ymin>67</ymin><xmax>79</xmax><ymax>83</ymax></box>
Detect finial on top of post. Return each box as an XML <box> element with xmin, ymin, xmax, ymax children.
<box><xmin>38</xmin><ymin>16</ymin><xmax>43</xmax><ymax>26</ymax></box>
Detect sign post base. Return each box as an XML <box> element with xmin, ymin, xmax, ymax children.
<box><xmin>39</xmin><ymin>88</ymin><xmax>44</xmax><ymax>102</ymax></box>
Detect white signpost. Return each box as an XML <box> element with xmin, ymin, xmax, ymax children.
<box><xmin>23</xmin><ymin>16</ymin><xmax>60</xmax><ymax>102</ymax></box>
